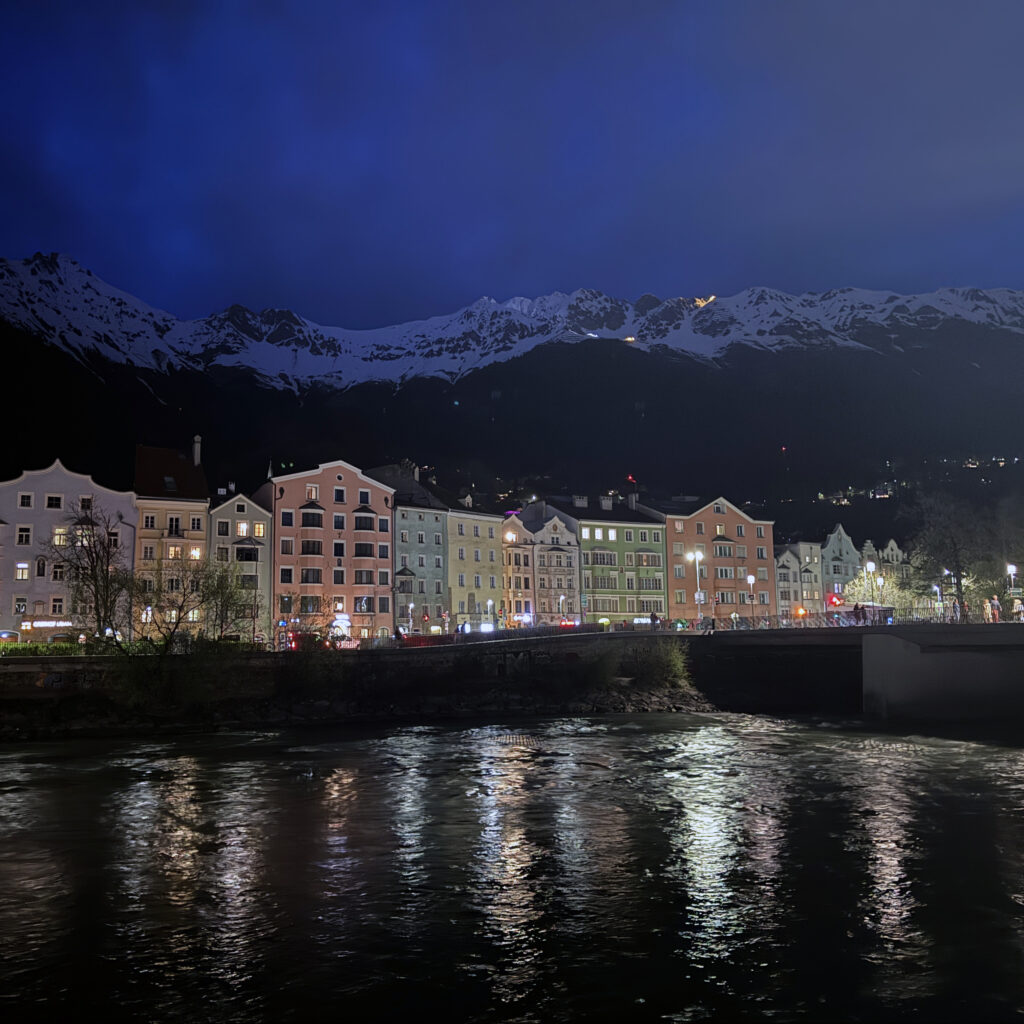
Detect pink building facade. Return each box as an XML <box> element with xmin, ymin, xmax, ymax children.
<box><xmin>255</xmin><ymin>460</ymin><xmax>394</xmax><ymax>644</ymax></box>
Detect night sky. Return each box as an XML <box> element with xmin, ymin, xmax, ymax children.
<box><xmin>4</xmin><ymin>1</ymin><xmax>1024</xmax><ymax>329</ymax></box>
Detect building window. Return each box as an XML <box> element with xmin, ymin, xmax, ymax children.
<box><xmin>334</xmin><ymin>514</ymin><xmax>345</xmax><ymax>530</ymax></box>
<box><xmin>458</xmin><ymin>573</ymin><xmax>465</xmax><ymax>587</ymax></box>
<box><xmin>714</xmin><ymin>503</ymin><xmax>725</xmax><ymax>514</ymax></box>
<box><xmin>353</xmin><ymin>543</ymin><xmax>373</xmax><ymax>557</ymax></box>
<box><xmin>716</xmin><ymin>524</ymin><xmax>725</xmax><ymax>536</ymax></box>
<box><xmin>333</xmin><ymin>569</ymin><xmax>345</xmax><ymax>585</ymax></box>
<box><xmin>16</xmin><ymin>526</ymin><xmax>31</xmax><ymax>545</ymax></box>
<box><xmin>378</xmin><ymin>544</ymin><xmax>389</xmax><ymax>559</ymax></box>
<box><xmin>51</xmin><ymin>597</ymin><xmax>64</xmax><ymax>615</ymax></box>
<box><xmin>354</xmin><ymin>515</ymin><xmax>374</xmax><ymax>531</ymax></box>
<box><xmin>191</xmin><ymin>516</ymin><xmax>202</xmax><ymax>531</ymax></box>
<box><xmin>473</xmin><ymin>524</ymin><xmax>480</xmax><ymax>537</ymax></box>
<box><xmin>143</xmin><ymin>545</ymin><xmax>155</xmax><ymax>561</ymax></box>
<box><xmin>757</xmin><ymin>547</ymin><xmax>767</xmax><ymax>559</ymax></box>
<box><xmin>378</xmin><ymin>518</ymin><xmax>389</xmax><ymax>533</ymax></box>
<box><xmin>756</xmin><ymin>526</ymin><xmax>765</xmax><ymax>538</ymax></box>
<box><xmin>217</xmin><ymin>547</ymin><xmax>229</xmax><ymax>563</ymax></box>
<box><xmin>759</xmin><ymin>592</ymin><xmax>770</xmax><ymax>604</ymax></box>
<box><xmin>236</xmin><ymin>521</ymin><xmax>249</xmax><ymax>537</ymax></box>
<box><xmin>46</xmin><ymin>495</ymin><xmax>63</xmax><ymax>510</ymax></box>
<box><xmin>300</xmin><ymin>596</ymin><xmax>321</xmax><ymax>614</ymax></box>
<box><xmin>696</xmin><ymin>522</ymin><xmax>705</xmax><ymax>535</ymax></box>
<box><xmin>434</xmin><ymin>533</ymin><xmax>442</xmax><ymax>545</ymax></box>
<box><xmin>736</xmin><ymin>524</ymin><xmax>745</xmax><ymax>537</ymax></box>
<box><xmin>280</xmin><ymin>595</ymin><xmax>293</xmax><ymax>613</ymax></box>
<box><xmin>457</xmin><ymin>523</ymin><xmax>465</xmax><ymax>536</ymax></box>
<box><xmin>378</xmin><ymin>596</ymin><xmax>390</xmax><ymax>614</ymax></box>
<box><xmin>301</xmin><ymin>511</ymin><xmax>323</xmax><ymax>528</ymax></box>
<box><xmin>281</xmin><ymin>510</ymin><xmax>294</xmax><ymax>527</ymax></box>
<box><xmin>581</xmin><ymin>527</ymin><xmax>590</xmax><ymax>540</ymax></box>
<box><xmin>143</xmin><ymin>514</ymin><xmax>156</xmax><ymax>530</ymax></box>
<box><xmin>333</xmin><ymin>541</ymin><xmax>345</xmax><ymax>558</ymax></box>
<box><xmin>189</xmin><ymin>546</ymin><xmax>202</xmax><ymax>560</ymax></box>
<box><xmin>358</xmin><ymin>489</ymin><xmax>370</xmax><ymax>505</ymax></box>
<box><xmin>280</xmin><ymin>568</ymin><xmax>294</xmax><ymax>584</ymax></box>
<box><xmin>168</xmin><ymin>516</ymin><xmax>181</xmax><ymax>535</ymax></box>
<box><xmin>334</xmin><ymin>487</ymin><xmax>346</xmax><ymax>503</ymax></box>
<box><xmin>15</xmin><ymin>563</ymin><xmax>29</xmax><ymax>581</ymax></box>
<box><xmin>300</xmin><ymin>568</ymin><xmax>322</xmax><ymax>584</ymax></box>
<box><xmin>254</xmin><ymin>522</ymin><xmax>265</xmax><ymax>538</ymax></box>
<box><xmin>217</xmin><ymin>520</ymin><xmax>229</xmax><ymax>537</ymax></box>
<box><xmin>167</xmin><ymin>545</ymin><xmax>182</xmax><ymax>560</ymax></box>
<box><xmin>306</xmin><ymin>484</ymin><xmax>319</xmax><ymax>501</ymax></box>
<box><xmin>18</xmin><ymin>493</ymin><xmax>33</xmax><ymax>508</ymax></box>
<box><xmin>474</xmin><ymin>549</ymin><xmax>481</xmax><ymax>561</ymax></box>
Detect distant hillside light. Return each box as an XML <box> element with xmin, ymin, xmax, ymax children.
<box><xmin>694</xmin><ymin>295</ymin><xmax>716</xmax><ymax>307</ymax></box>
<box><xmin>624</xmin><ymin>335</ymin><xmax>636</xmax><ymax>343</ymax></box>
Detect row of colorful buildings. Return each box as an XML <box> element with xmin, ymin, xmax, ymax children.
<box><xmin>0</xmin><ymin>438</ymin><xmax>910</xmax><ymax>645</ymax></box>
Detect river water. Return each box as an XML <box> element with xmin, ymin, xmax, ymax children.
<box><xmin>2</xmin><ymin>713</ymin><xmax>1024</xmax><ymax>1022</ymax></box>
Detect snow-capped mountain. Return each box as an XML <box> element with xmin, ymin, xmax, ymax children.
<box><xmin>4</xmin><ymin>252</ymin><xmax>1024</xmax><ymax>391</ymax></box>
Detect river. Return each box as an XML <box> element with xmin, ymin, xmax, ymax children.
<box><xmin>1</xmin><ymin>713</ymin><xmax>1023</xmax><ymax>1021</ymax></box>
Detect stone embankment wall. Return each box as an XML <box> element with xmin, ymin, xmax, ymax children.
<box><xmin>0</xmin><ymin>634</ymin><xmax>718</xmax><ymax>739</ymax></box>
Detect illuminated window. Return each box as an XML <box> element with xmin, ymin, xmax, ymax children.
<box><xmin>254</xmin><ymin>522</ymin><xmax>265</xmax><ymax>538</ymax></box>
<box><xmin>15</xmin><ymin>563</ymin><xmax>29</xmax><ymax>581</ymax></box>
<box><xmin>608</xmin><ymin>529</ymin><xmax>617</xmax><ymax>541</ymax></box>
<box><xmin>237</xmin><ymin>521</ymin><xmax>249</xmax><ymax>537</ymax></box>
<box><xmin>167</xmin><ymin>545</ymin><xmax>182</xmax><ymax>559</ymax></box>
<box><xmin>189</xmin><ymin>546</ymin><xmax>202</xmax><ymax>560</ymax></box>
<box><xmin>53</xmin><ymin>528</ymin><xmax>68</xmax><ymax>546</ymax></box>
<box><xmin>306</xmin><ymin>484</ymin><xmax>319</xmax><ymax>501</ymax></box>
<box><xmin>581</xmin><ymin>527</ymin><xmax>590</xmax><ymax>540</ymax></box>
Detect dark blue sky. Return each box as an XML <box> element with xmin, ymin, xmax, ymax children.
<box><xmin>4</xmin><ymin>1</ymin><xmax>1024</xmax><ymax>328</ymax></box>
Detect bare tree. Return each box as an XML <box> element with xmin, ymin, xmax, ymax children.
<box><xmin>205</xmin><ymin>562</ymin><xmax>264</xmax><ymax>642</ymax></box>
<box><xmin>135</xmin><ymin>556</ymin><xmax>216</xmax><ymax>655</ymax></box>
<box><xmin>42</xmin><ymin>500</ymin><xmax>134</xmax><ymax>650</ymax></box>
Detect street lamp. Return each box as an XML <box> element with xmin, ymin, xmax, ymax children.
<box><xmin>487</xmin><ymin>598</ymin><xmax>493</xmax><ymax>624</ymax></box>
<box><xmin>865</xmin><ymin>560</ymin><xmax>876</xmax><ymax>613</ymax></box>
<box><xmin>876</xmin><ymin>576</ymin><xmax>884</xmax><ymax>619</ymax></box>
<box><xmin>559</xmin><ymin>594</ymin><xmax>565</xmax><ymax>619</ymax></box>
<box><xmin>1008</xmin><ymin>563</ymin><xmax>1017</xmax><ymax>589</ymax></box>
<box><xmin>746</xmin><ymin>574</ymin><xmax>755</xmax><ymax>625</ymax></box>
<box><xmin>687</xmin><ymin>550</ymin><xmax>705</xmax><ymax>623</ymax></box>
<box><xmin>408</xmin><ymin>602</ymin><xmax>414</xmax><ymax>634</ymax></box>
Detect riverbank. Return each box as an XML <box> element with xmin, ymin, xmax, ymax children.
<box><xmin>0</xmin><ymin>638</ymin><xmax>716</xmax><ymax>741</ymax></box>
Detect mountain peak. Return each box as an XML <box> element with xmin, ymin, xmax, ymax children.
<box><xmin>4</xmin><ymin>253</ymin><xmax>1024</xmax><ymax>390</ymax></box>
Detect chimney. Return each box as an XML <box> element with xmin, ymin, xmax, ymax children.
<box><xmin>228</xmin><ymin>481</ymin><xmax>236</xmax><ymax>493</ymax></box>
<box><xmin>627</xmin><ymin>493</ymin><xmax>638</xmax><ymax>510</ymax></box>
<box><xmin>192</xmin><ymin>434</ymin><xmax>202</xmax><ymax>467</ymax></box>
<box><xmin>413</xmin><ymin>465</ymin><xmax>420</xmax><ymax>482</ymax></box>
<box><xmin>599</xmin><ymin>495</ymin><xmax>613</xmax><ymax>511</ymax></box>
<box><xmin>572</xmin><ymin>495</ymin><xmax>588</xmax><ymax>508</ymax></box>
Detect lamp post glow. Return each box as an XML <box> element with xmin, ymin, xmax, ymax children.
<box><xmin>865</xmin><ymin>560</ymin><xmax>876</xmax><ymax>614</ymax></box>
<box><xmin>687</xmin><ymin>550</ymin><xmax>705</xmax><ymax>623</ymax></box>
<box><xmin>746</xmin><ymin>574</ymin><xmax>755</xmax><ymax>624</ymax></box>
<box><xmin>559</xmin><ymin>594</ymin><xmax>565</xmax><ymax>618</ymax></box>
<box><xmin>408</xmin><ymin>603</ymin><xmax>414</xmax><ymax>634</ymax></box>
<box><xmin>487</xmin><ymin>598</ymin><xmax>493</xmax><ymax>624</ymax></box>
<box><xmin>1008</xmin><ymin>563</ymin><xmax>1017</xmax><ymax>588</ymax></box>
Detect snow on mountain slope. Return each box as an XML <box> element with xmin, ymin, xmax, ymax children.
<box><xmin>4</xmin><ymin>253</ymin><xmax>1024</xmax><ymax>391</ymax></box>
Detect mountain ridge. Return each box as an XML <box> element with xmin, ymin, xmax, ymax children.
<box><xmin>4</xmin><ymin>252</ymin><xmax>1024</xmax><ymax>393</ymax></box>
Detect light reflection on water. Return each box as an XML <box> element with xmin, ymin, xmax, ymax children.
<box><xmin>1</xmin><ymin>716</ymin><xmax>1024</xmax><ymax>1021</ymax></box>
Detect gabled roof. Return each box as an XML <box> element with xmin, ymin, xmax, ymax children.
<box><xmin>134</xmin><ymin>446</ymin><xmax>208</xmax><ymax>501</ymax></box>
<box><xmin>209</xmin><ymin>493</ymin><xmax>271</xmax><ymax>517</ymax></box>
<box><xmin>544</xmin><ymin>496</ymin><xmax>664</xmax><ymax>526</ymax></box>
